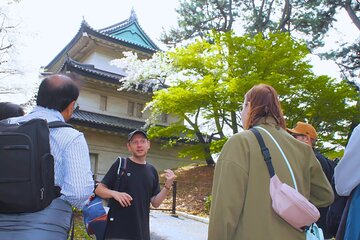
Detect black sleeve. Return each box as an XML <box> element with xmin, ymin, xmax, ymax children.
<box><xmin>314</xmin><ymin>150</ymin><xmax>335</xmax><ymax>183</ymax></box>
<box><xmin>101</xmin><ymin>159</ymin><xmax>120</xmax><ymax>190</ymax></box>
<box><xmin>152</xmin><ymin>167</ymin><xmax>161</xmax><ymax>197</ymax></box>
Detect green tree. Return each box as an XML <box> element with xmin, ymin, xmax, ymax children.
<box><xmin>162</xmin><ymin>0</ymin><xmax>359</xmax><ymax>47</ymax></box>
<box><xmin>323</xmin><ymin>41</ymin><xmax>360</xmax><ymax>86</ymax></box>
<box><xmin>161</xmin><ymin>0</ymin><xmax>241</xmax><ymax>46</ymax></box>
<box><xmin>115</xmin><ymin>32</ymin><xmax>358</xmax><ymax>163</ymax></box>
<box><xmin>162</xmin><ymin>0</ymin><xmax>360</xmax><ymax>88</ymax></box>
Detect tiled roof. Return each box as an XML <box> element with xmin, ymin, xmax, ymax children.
<box><xmin>99</xmin><ymin>8</ymin><xmax>138</xmax><ymax>33</ymax></box>
<box><xmin>60</xmin><ymin>57</ymin><xmax>156</xmax><ymax>93</ymax></box>
<box><xmin>99</xmin><ymin>9</ymin><xmax>160</xmax><ymax>51</ymax></box>
<box><xmin>62</xmin><ymin>58</ymin><xmax>125</xmax><ymax>85</ymax></box>
<box><xmin>45</xmin><ymin>13</ymin><xmax>159</xmax><ymax>71</ymax></box>
<box><xmin>85</xmin><ymin>19</ymin><xmax>160</xmax><ymax>52</ymax></box>
<box><xmin>69</xmin><ymin>110</ymin><xmax>146</xmax><ymax>133</ymax></box>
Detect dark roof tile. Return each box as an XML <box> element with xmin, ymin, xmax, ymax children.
<box><xmin>70</xmin><ymin>110</ymin><xmax>145</xmax><ymax>132</ymax></box>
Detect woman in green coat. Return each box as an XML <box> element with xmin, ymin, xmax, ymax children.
<box><xmin>208</xmin><ymin>84</ymin><xmax>334</xmax><ymax>240</ymax></box>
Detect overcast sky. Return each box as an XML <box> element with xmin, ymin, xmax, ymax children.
<box><xmin>2</xmin><ymin>0</ymin><xmax>179</xmax><ymax>103</ymax></box>
<box><xmin>1</xmin><ymin>0</ymin><xmax>358</xmax><ymax>104</ymax></box>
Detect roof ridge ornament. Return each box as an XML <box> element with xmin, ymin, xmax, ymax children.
<box><xmin>129</xmin><ymin>7</ymin><xmax>137</xmax><ymax>22</ymax></box>
<box><xmin>81</xmin><ymin>17</ymin><xmax>90</xmax><ymax>28</ymax></box>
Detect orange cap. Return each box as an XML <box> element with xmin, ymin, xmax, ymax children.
<box><xmin>287</xmin><ymin>122</ymin><xmax>317</xmax><ymax>140</ymax></box>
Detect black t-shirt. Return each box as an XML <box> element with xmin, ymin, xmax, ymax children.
<box><xmin>101</xmin><ymin>158</ymin><xmax>160</xmax><ymax>240</ymax></box>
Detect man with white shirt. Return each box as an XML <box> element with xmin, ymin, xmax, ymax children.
<box><xmin>0</xmin><ymin>73</ymin><xmax>94</xmax><ymax>239</ymax></box>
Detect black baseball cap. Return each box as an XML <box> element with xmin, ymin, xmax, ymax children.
<box><xmin>128</xmin><ymin>129</ymin><xmax>148</xmax><ymax>141</ymax></box>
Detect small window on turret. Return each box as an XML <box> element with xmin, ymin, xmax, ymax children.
<box><xmin>136</xmin><ymin>103</ymin><xmax>143</xmax><ymax>118</ymax></box>
<box><xmin>128</xmin><ymin>101</ymin><xmax>135</xmax><ymax>116</ymax></box>
<box><xmin>100</xmin><ymin>95</ymin><xmax>107</xmax><ymax>111</ymax></box>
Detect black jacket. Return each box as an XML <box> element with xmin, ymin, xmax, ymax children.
<box><xmin>314</xmin><ymin>149</ymin><xmax>336</xmax><ymax>239</ymax></box>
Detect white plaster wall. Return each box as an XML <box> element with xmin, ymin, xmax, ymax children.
<box><xmin>77</xmin><ymin>91</ymin><xmax>100</xmax><ymax>113</ymax></box>
<box><xmin>106</xmin><ymin>95</ymin><xmax>127</xmax><ymax>116</ymax></box>
<box><xmin>83</xmin><ymin>51</ymin><xmax>126</xmax><ymax>75</ymax></box>
<box><xmin>78</xmin><ymin>89</ymin><xmax>150</xmax><ymax>121</ymax></box>
<box><xmin>78</xmin><ymin>49</ymin><xmax>178</xmax><ymax>125</ymax></box>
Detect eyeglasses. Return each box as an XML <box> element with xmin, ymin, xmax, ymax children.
<box><xmin>129</xmin><ymin>139</ymin><xmax>148</xmax><ymax>145</ymax></box>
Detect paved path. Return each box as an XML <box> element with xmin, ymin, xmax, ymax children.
<box><xmin>150</xmin><ymin>210</ymin><xmax>208</xmax><ymax>240</ymax></box>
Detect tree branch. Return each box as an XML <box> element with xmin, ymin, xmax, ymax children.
<box><xmin>277</xmin><ymin>0</ymin><xmax>291</xmax><ymax>31</ymax></box>
<box><xmin>345</xmin><ymin>0</ymin><xmax>360</xmax><ymax>31</ymax></box>
<box><xmin>0</xmin><ymin>43</ymin><xmax>12</xmax><ymax>51</ymax></box>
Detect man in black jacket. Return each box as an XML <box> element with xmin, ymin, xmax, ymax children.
<box><xmin>287</xmin><ymin>121</ymin><xmax>336</xmax><ymax>239</ymax></box>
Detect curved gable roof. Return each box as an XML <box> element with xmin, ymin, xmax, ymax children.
<box><xmin>99</xmin><ymin>9</ymin><xmax>160</xmax><ymax>51</ymax></box>
<box><xmin>45</xmin><ymin>10</ymin><xmax>160</xmax><ymax>72</ymax></box>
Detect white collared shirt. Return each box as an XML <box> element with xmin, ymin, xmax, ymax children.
<box><xmin>9</xmin><ymin>106</ymin><xmax>94</xmax><ymax>209</ymax></box>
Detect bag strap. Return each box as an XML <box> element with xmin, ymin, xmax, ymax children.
<box><xmin>252</xmin><ymin>126</ymin><xmax>298</xmax><ymax>190</ymax></box>
<box><xmin>250</xmin><ymin>128</ymin><xmax>275</xmax><ymax>177</ymax></box>
<box><xmin>114</xmin><ymin>157</ymin><xmax>127</xmax><ymax>191</ymax></box>
<box><xmin>48</xmin><ymin>120</ymin><xmax>71</xmax><ymax>198</ymax></box>
<box><xmin>107</xmin><ymin>157</ymin><xmax>127</xmax><ymax>209</ymax></box>
<box><xmin>116</xmin><ymin>157</ymin><xmax>127</xmax><ymax>175</ymax></box>
<box><xmin>48</xmin><ymin>121</ymin><xmax>73</xmax><ymax>129</ymax></box>
<box><xmin>0</xmin><ymin>119</ymin><xmax>10</xmax><ymax>124</ymax></box>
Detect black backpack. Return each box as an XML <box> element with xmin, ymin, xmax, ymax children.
<box><xmin>0</xmin><ymin>118</ymin><xmax>72</xmax><ymax>213</ymax></box>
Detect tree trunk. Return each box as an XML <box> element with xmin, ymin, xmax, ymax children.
<box><xmin>193</xmin><ymin>129</ymin><xmax>215</xmax><ymax>166</ymax></box>
<box><xmin>231</xmin><ymin>110</ymin><xmax>238</xmax><ymax>134</ymax></box>
<box><xmin>345</xmin><ymin>0</ymin><xmax>360</xmax><ymax>31</ymax></box>
<box><xmin>204</xmin><ymin>144</ymin><xmax>215</xmax><ymax>165</ymax></box>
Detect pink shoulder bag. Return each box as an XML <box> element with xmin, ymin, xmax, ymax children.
<box><xmin>251</xmin><ymin>127</ymin><xmax>320</xmax><ymax>231</ymax></box>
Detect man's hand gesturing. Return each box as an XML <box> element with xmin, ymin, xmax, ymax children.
<box><xmin>164</xmin><ymin>169</ymin><xmax>176</xmax><ymax>189</ymax></box>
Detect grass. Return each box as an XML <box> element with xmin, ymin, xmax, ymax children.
<box><xmin>69</xmin><ymin>211</ymin><xmax>94</xmax><ymax>240</ymax></box>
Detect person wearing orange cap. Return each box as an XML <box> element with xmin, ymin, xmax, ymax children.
<box><xmin>287</xmin><ymin>121</ymin><xmax>317</xmax><ymax>145</ymax></box>
<box><xmin>287</xmin><ymin>121</ymin><xmax>336</xmax><ymax>239</ymax></box>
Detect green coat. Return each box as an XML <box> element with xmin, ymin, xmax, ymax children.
<box><xmin>208</xmin><ymin>123</ymin><xmax>334</xmax><ymax>240</ymax></box>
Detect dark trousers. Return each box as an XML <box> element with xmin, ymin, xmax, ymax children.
<box><xmin>0</xmin><ymin>198</ymin><xmax>72</xmax><ymax>240</ymax></box>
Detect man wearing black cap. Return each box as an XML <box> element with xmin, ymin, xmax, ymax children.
<box><xmin>95</xmin><ymin>129</ymin><xmax>176</xmax><ymax>240</ymax></box>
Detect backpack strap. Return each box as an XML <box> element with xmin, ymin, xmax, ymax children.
<box><xmin>48</xmin><ymin>121</ymin><xmax>73</xmax><ymax>129</ymax></box>
<box><xmin>114</xmin><ymin>157</ymin><xmax>127</xmax><ymax>191</ymax></box>
<box><xmin>0</xmin><ymin>119</ymin><xmax>10</xmax><ymax>124</ymax></box>
<box><xmin>48</xmin><ymin>121</ymin><xmax>72</xmax><ymax>197</ymax></box>
<box><xmin>107</xmin><ymin>157</ymin><xmax>127</xmax><ymax>209</ymax></box>
<box><xmin>250</xmin><ymin>128</ymin><xmax>275</xmax><ymax>177</ymax></box>
<box><xmin>116</xmin><ymin>157</ymin><xmax>127</xmax><ymax>176</ymax></box>
<box><xmin>0</xmin><ymin>119</ymin><xmax>73</xmax><ymax>128</ymax></box>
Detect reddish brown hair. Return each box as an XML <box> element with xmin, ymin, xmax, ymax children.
<box><xmin>243</xmin><ymin>84</ymin><xmax>286</xmax><ymax>129</ymax></box>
